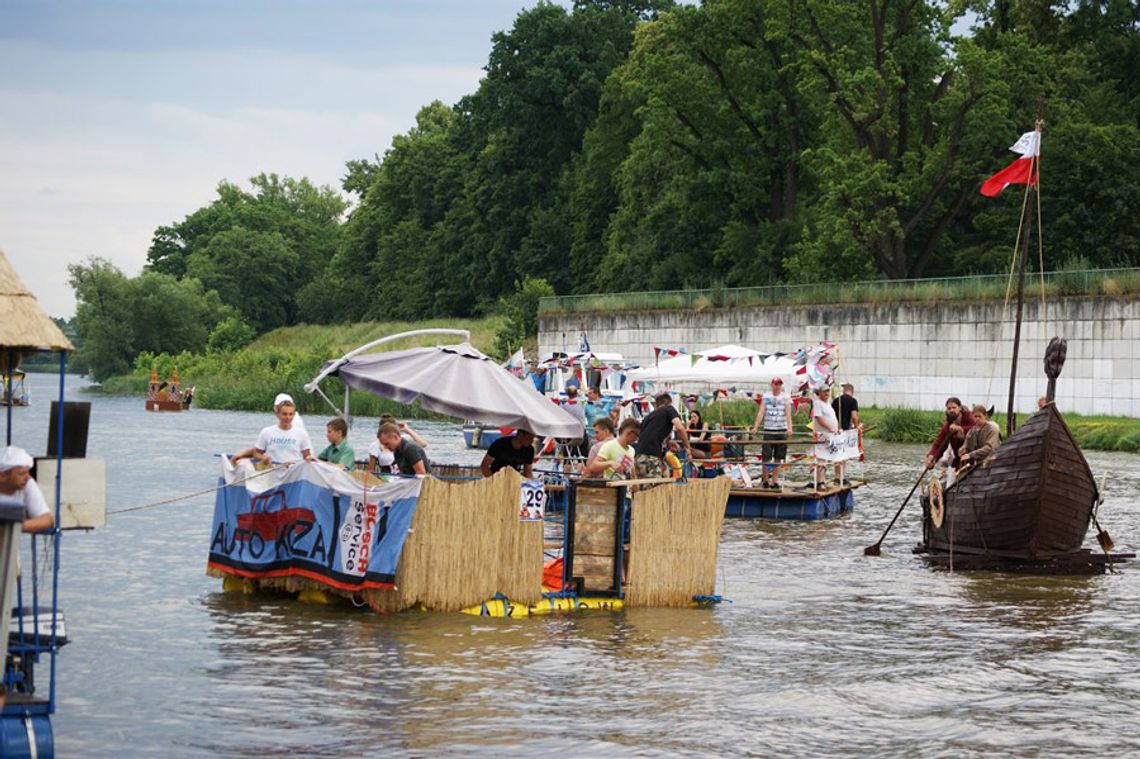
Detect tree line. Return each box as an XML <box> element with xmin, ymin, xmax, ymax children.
<box><xmin>69</xmin><ymin>0</ymin><xmax>1140</xmax><ymax>380</ymax></box>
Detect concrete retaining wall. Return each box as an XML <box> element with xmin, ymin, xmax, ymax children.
<box><xmin>539</xmin><ymin>297</ymin><xmax>1140</xmax><ymax>417</ymax></box>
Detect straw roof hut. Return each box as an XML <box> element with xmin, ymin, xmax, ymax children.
<box><xmin>0</xmin><ymin>248</ymin><xmax>74</xmax><ymax>370</ymax></box>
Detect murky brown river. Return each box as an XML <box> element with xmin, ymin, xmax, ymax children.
<box><xmin>8</xmin><ymin>374</ymin><xmax>1140</xmax><ymax>756</ymax></box>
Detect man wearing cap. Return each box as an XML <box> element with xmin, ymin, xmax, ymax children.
<box><xmin>0</xmin><ymin>447</ymin><xmax>54</xmax><ymax>532</ymax></box>
<box><xmin>832</xmin><ymin>382</ymin><xmax>860</xmax><ymax>431</ymax></box>
<box><xmin>272</xmin><ymin>393</ymin><xmax>307</xmax><ymax>434</ymax></box>
<box><xmin>232</xmin><ymin>396</ymin><xmax>314</xmax><ymax>464</ymax></box>
<box><xmin>751</xmin><ymin>377</ymin><xmax>794</xmax><ymax>489</ymax></box>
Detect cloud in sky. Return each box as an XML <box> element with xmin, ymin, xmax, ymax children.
<box><xmin>0</xmin><ymin>0</ymin><xmax>542</xmax><ymax>318</ymax></box>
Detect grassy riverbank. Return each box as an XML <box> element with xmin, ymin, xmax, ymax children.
<box><xmin>693</xmin><ymin>400</ymin><xmax>1140</xmax><ymax>453</ymax></box>
<box><xmin>98</xmin><ymin>316</ymin><xmax>503</xmax><ymax>418</ymax></box>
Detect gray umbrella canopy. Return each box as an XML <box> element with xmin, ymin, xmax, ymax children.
<box><xmin>318</xmin><ymin>342</ymin><xmax>584</xmax><ymax>438</ymax></box>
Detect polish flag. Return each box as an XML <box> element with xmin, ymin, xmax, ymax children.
<box><xmin>980</xmin><ymin>130</ymin><xmax>1040</xmax><ymax>197</ymax></box>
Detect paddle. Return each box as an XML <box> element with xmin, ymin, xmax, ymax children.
<box><xmin>864</xmin><ymin>468</ymin><xmax>926</xmax><ymax>556</ymax></box>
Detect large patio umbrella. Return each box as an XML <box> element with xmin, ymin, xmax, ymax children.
<box><xmin>306</xmin><ymin>340</ymin><xmax>584</xmax><ymax>438</ymax></box>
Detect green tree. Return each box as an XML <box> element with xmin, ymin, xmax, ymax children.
<box><xmin>494</xmin><ymin>278</ymin><xmax>557</xmax><ymax>357</ymax></box>
<box><xmin>185</xmin><ymin>227</ymin><xmax>299</xmax><ymax>332</ymax></box>
<box><xmin>145</xmin><ymin>173</ymin><xmax>347</xmax><ymax>327</ymax></box>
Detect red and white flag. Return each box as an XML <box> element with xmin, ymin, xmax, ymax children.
<box><xmin>980</xmin><ymin>130</ymin><xmax>1040</xmax><ymax>197</ymax></box>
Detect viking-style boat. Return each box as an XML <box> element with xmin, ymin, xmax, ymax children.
<box><xmin>145</xmin><ymin>367</ymin><xmax>191</xmax><ymax>412</ymax></box>
<box><xmin>914</xmin><ymin>122</ymin><xmax>1130</xmax><ymax>572</ymax></box>
<box><xmin>922</xmin><ymin>398</ymin><xmax>1096</xmax><ymax>560</ymax></box>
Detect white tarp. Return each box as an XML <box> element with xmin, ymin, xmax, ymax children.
<box><xmin>315</xmin><ymin>342</ymin><xmax>585</xmax><ymax>438</ymax></box>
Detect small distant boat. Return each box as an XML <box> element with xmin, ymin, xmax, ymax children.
<box><xmin>145</xmin><ymin>367</ymin><xmax>192</xmax><ymax>412</ymax></box>
<box><xmin>0</xmin><ymin>369</ymin><xmax>29</xmax><ymax>407</ymax></box>
<box><xmin>462</xmin><ymin>422</ymin><xmax>506</xmax><ymax>449</ymax></box>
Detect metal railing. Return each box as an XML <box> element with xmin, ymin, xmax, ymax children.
<box><xmin>538</xmin><ymin>267</ymin><xmax>1140</xmax><ymax>315</ymax></box>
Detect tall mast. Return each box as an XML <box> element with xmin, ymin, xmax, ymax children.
<box><xmin>1005</xmin><ymin>120</ymin><xmax>1042</xmax><ymax>437</ymax></box>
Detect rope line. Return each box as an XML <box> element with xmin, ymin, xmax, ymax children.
<box><xmin>106</xmin><ymin>463</ymin><xmax>288</xmax><ymax>516</ymax></box>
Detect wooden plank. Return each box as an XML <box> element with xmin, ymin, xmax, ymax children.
<box><xmin>573</xmin><ymin>521</ymin><xmax>616</xmax><ymax>554</ymax></box>
<box><xmin>573</xmin><ymin>554</ymin><xmax>615</xmax><ymax>591</ymax></box>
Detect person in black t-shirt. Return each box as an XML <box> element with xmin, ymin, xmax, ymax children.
<box><xmin>379</xmin><ymin>422</ymin><xmax>430</xmax><ymax>475</ymax></box>
<box><xmin>832</xmin><ymin>383</ymin><xmax>861</xmax><ymax>430</ymax></box>
<box><xmin>481</xmin><ymin>430</ymin><xmax>536</xmax><ymax>478</ymax></box>
<box><xmin>633</xmin><ymin>393</ymin><xmax>692</xmax><ymax>477</ymax></box>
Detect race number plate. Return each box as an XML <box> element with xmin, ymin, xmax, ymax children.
<box><xmin>519</xmin><ymin>480</ymin><xmax>546</xmax><ymax>521</ymax></box>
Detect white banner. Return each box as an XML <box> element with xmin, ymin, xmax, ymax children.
<box><xmin>814</xmin><ymin>429</ymin><xmax>860</xmax><ymax>462</ymax></box>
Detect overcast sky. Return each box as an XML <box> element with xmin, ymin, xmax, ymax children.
<box><xmin>0</xmin><ymin>0</ymin><xmax>553</xmax><ymax>319</ymax></box>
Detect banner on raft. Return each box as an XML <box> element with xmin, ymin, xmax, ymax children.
<box><xmin>813</xmin><ymin>429</ymin><xmax>860</xmax><ymax>462</ymax></box>
<box><xmin>207</xmin><ymin>459</ymin><xmax>423</xmax><ymax>591</ymax></box>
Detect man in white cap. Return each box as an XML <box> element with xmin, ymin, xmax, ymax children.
<box><xmin>273</xmin><ymin>393</ymin><xmax>307</xmax><ymax>434</ymax></box>
<box><xmin>232</xmin><ymin>396</ymin><xmax>313</xmax><ymax>465</ymax></box>
<box><xmin>0</xmin><ymin>446</ymin><xmax>54</xmax><ymax>532</ymax></box>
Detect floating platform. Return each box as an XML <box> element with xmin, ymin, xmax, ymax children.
<box><xmin>725</xmin><ymin>480</ymin><xmax>863</xmax><ymax>520</ymax></box>
<box><xmin>915</xmin><ymin>546</ymin><xmax>1135</xmax><ymax>574</ymax></box>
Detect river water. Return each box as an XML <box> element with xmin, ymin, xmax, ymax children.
<box><xmin>7</xmin><ymin>372</ymin><xmax>1140</xmax><ymax>756</ymax></box>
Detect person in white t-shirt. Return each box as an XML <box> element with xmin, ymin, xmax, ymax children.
<box><xmin>0</xmin><ymin>446</ymin><xmax>54</xmax><ymax>532</ymax></box>
<box><xmin>232</xmin><ymin>399</ymin><xmax>313</xmax><ymax>465</ymax></box>
<box><xmin>272</xmin><ymin>393</ymin><xmax>307</xmax><ymax>435</ymax></box>
<box><xmin>812</xmin><ymin>385</ymin><xmax>843</xmax><ymax>487</ymax></box>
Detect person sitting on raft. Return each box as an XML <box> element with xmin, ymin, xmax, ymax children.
<box><xmin>924</xmin><ymin>396</ymin><xmax>975</xmax><ymax>471</ymax></box>
<box><xmin>588</xmin><ymin>418</ymin><xmax>641</xmax><ymax>480</ymax></box>
<box><xmin>378</xmin><ymin>422</ymin><xmax>430</xmax><ymax>475</ymax></box>
<box><xmin>583</xmin><ymin>417</ymin><xmax>616</xmax><ymax>472</ymax></box>
<box><xmin>0</xmin><ymin>446</ymin><xmax>55</xmax><ymax>533</ymax></box>
<box><xmin>231</xmin><ymin>397</ymin><xmax>313</xmax><ymax>465</ymax></box>
<box><xmin>317</xmin><ymin>417</ymin><xmax>356</xmax><ymax>468</ymax></box>
<box><xmin>687</xmin><ymin>408</ymin><xmax>710</xmax><ymax>460</ymax></box>
<box><xmin>958</xmin><ymin>405</ymin><xmax>1000</xmax><ymax>468</ymax></box>
<box><xmin>481</xmin><ymin>429</ymin><xmax>536</xmax><ymax>478</ymax></box>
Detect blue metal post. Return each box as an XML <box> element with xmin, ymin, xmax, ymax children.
<box><xmin>48</xmin><ymin>351</ymin><xmax>65</xmax><ymax>712</ymax></box>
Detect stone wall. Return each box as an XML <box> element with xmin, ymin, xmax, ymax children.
<box><xmin>539</xmin><ymin>297</ymin><xmax>1140</xmax><ymax>417</ymax></box>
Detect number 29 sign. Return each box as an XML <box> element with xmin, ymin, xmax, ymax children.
<box><xmin>519</xmin><ymin>480</ymin><xmax>546</xmax><ymax>521</ymax></box>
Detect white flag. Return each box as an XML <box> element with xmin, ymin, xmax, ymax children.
<box><xmin>1009</xmin><ymin>131</ymin><xmax>1040</xmax><ymax>157</ymax></box>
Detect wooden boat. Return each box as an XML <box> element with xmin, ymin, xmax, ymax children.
<box><xmin>0</xmin><ymin>370</ymin><xmax>29</xmax><ymax>407</ymax></box>
<box><xmin>912</xmin><ymin>122</ymin><xmax>1129</xmax><ymax>571</ymax></box>
<box><xmin>921</xmin><ymin>403</ymin><xmax>1095</xmax><ymax>558</ymax></box>
<box><xmin>145</xmin><ymin>367</ymin><xmax>191</xmax><ymax>412</ymax></box>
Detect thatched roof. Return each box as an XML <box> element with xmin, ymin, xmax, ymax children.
<box><xmin>0</xmin><ymin>248</ymin><xmax>74</xmax><ymax>370</ymax></box>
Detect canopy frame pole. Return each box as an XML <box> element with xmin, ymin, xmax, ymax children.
<box><xmin>303</xmin><ymin>328</ymin><xmax>472</xmax><ymax>397</ymax></box>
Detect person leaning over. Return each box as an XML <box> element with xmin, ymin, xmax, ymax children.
<box><xmin>317</xmin><ymin>417</ymin><xmax>356</xmax><ymax>468</ymax></box>
<box><xmin>958</xmin><ymin>405</ymin><xmax>1000</xmax><ymax>468</ymax></box>
<box><xmin>633</xmin><ymin>393</ymin><xmax>692</xmax><ymax>478</ymax></box>
<box><xmin>0</xmin><ymin>446</ymin><xmax>54</xmax><ymax>533</ymax></box>
<box><xmin>481</xmin><ymin>429</ymin><xmax>536</xmax><ymax>478</ymax></box>
<box><xmin>378</xmin><ymin>422</ymin><xmax>430</xmax><ymax>475</ymax></box>
<box><xmin>232</xmin><ymin>398</ymin><xmax>313</xmax><ymax>464</ymax></box>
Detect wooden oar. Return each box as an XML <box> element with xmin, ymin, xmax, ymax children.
<box><xmin>864</xmin><ymin>469</ymin><xmax>926</xmax><ymax>556</ymax></box>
